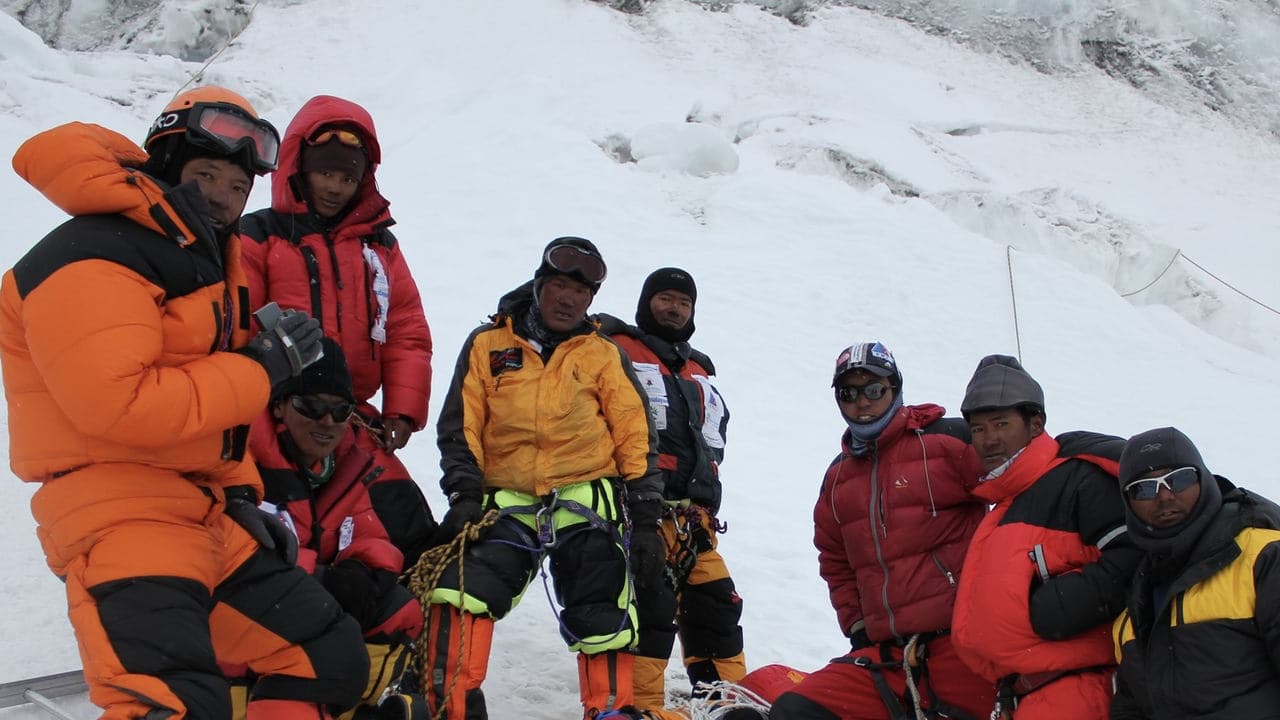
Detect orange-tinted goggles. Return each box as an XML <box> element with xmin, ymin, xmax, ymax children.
<box><xmin>308</xmin><ymin>128</ymin><xmax>364</xmax><ymax>148</ymax></box>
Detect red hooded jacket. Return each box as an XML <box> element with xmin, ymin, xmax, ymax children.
<box><xmin>240</xmin><ymin>95</ymin><xmax>432</xmax><ymax>428</ymax></box>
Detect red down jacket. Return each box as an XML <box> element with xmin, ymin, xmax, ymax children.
<box><xmin>815</xmin><ymin>404</ymin><xmax>985</xmax><ymax>642</ymax></box>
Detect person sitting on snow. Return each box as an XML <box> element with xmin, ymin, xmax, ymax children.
<box><xmin>1111</xmin><ymin>427</ymin><xmax>1280</xmax><ymax>719</ymax></box>
<box><xmin>247</xmin><ymin>337</ymin><xmax>425</xmax><ymax>720</ymax></box>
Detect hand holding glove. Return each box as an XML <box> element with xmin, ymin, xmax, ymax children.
<box><xmin>223</xmin><ymin>486</ymin><xmax>298</xmax><ymax>565</ymax></box>
<box><xmin>237</xmin><ymin>303</ymin><xmax>324</xmax><ymax>387</ymax></box>
<box><xmin>626</xmin><ymin>497</ymin><xmax>668</xmax><ymax>592</ymax></box>
<box><xmin>434</xmin><ymin>493</ymin><xmax>486</xmax><ymax>545</ymax></box>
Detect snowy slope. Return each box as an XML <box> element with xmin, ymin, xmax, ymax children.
<box><xmin>1</xmin><ymin>1</ymin><xmax>1278</xmax><ymax>718</ymax></box>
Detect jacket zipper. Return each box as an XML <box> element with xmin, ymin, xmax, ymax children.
<box><xmin>868</xmin><ymin>453</ymin><xmax>898</xmax><ymax>637</ymax></box>
<box><xmin>931</xmin><ymin>552</ymin><xmax>957</xmax><ymax>586</ymax></box>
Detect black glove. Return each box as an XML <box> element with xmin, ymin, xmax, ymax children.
<box><xmin>236</xmin><ymin>305</ymin><xmax>324</xmax><ymax>387</ymax></box>
<box><xmin>223</xmin><ymin>486</ymin><xmax>298</xmax><ymax>565</ymax></box>
<box><xmin>627</xmin><ymin>497</ymin><xmax>668</xmax><ymax>592</ymax></box>
<box><xmin>320</xmin><ymin>559</ymin><xmax>382</xmax><ymax>628</ymax></box>
<box><xmin>629</xmin><ymin>528</ymin><xmax>668</xmax><ymax>592</ymax></box>
<box><xmin>846</xmin><ymin>625</ymin><xmax>872</xmax><ymax>651</ymax></box>
<box><xmin>435</xmin><ymin>495</ymin><xmax>485</xmax><ymax>544</ymax></box>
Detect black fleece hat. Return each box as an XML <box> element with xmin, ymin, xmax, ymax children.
<box><xmin>1119</xmin><ymin>426</ymin><xmax>1212</xmax><ymax>488</ymax></box>
<box><xmin>636</xmin><ymin>267</ymin><xmax>697</xmax><ymax>342</ymax></box>
<box><xmin>142</xmin><ymin>133</ymin><xmax>257</xmax><ymax>188</ymax></box>
<box><xmin>960</xmin><ymin>354</ymin><xmax>1045</xmax><ymax>419</ymax></box>
<box><xmin>272</xmin><ymin>337</ymin><xmax>355</xmax><ymax>403</ymax></box>
<box><xmin>1119</xmin><ymin>426</ymin><xmax>1222</xmax><ymax>552</ymax></box>
<box><xmin>533</xmin><ymin>236</ymin><xmax>606</xmax><ymax>295</ymax></box>
<box><xmin>300</xmin><ymin>135</ymin><xmax>368</xmax><ymax>180</ymax></box>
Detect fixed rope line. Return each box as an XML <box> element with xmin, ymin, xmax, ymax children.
<box><xmin>171</xmin><ymin>0</ymin><xmax>263</xmax><ymax>99</ymax></box>
<box><xmin>1179</xmin><ymin>253</ymin><xmax>1280</xmax><ymax>316</ymax></box>
<box><xmin>1117</xmin><ymin>250</ymin><xmax>1279</xmax><ymax>316</ymax></box>
<box><xmin>1120</xmin><ymin>249</ymin><xmax>1181</xmax><ymax>297</ymax></box>
<box><xmin>1006</xmin><ymin>245</ymin><xmax>1023</xmax><ymax>363</ymax></box>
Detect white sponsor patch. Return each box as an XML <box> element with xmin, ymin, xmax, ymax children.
<box><xmin>633</xmin><ymin>362</ymin><xmax>668</xmax><ymax>430</ymax></box>
<box><xmin>339</xmin><ymin>516</ymin><xmax>355</xmax><ymax>552</ymax></box>
<box><xmin>694</xmin><ymin>375</ymin><xmax>726</xmax><ymax>449</ymax></box>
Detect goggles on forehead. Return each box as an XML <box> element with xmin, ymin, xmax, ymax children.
<box><xmin>153</xmin><ymin>102</ymin><xmax>281</xmax><ymax>174</ymax></box>
<box><xmin>289</xmin><ymin>395</ymin><xmax>355</xmax><ymax>423</ymax></box>
<box><xmin>1123</xmin><ymin>466</ymin><xmax>1200</xmax><ymax>502</ymax></box>
<box><xmin>544</xmin><ymin>244</ymin><xmax>607</xmax><ymax>285</ymax></box>
<box><xmin>308</xmin><ymin>128</ymin><xmax>364</xmax><ymax>148</ymax></box>
<box><xmin>835</xmin><ymin>382</ymin><xmax>891</xmax><ymax>403</ymax></box>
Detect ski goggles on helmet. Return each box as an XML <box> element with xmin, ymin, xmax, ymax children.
<box><xmin>289</xmin><ymin>395</ymin><xmax>356</xmax><ymax>423</ymax></box>
<box><xmin>1122</xmin><ymin>466</ymin><xmax>1199</xmax><ymax>501</ymax></box>
<box><xmin>544</xmin><ymin>243</ymin><xmax>607</xmax><ymax>285</ymax></box>
<box><xmin>308</xmin><ymin>128</ymin><xmax>364</xmax><ymax>148</ymax></box>
<box><xmin>150</xmin><ymin>102</ymin><xmax>281</xmax><ymax>174</ymax></box>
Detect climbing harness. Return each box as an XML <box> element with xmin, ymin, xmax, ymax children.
<box><xmin>837</xmin><ymin>633</ymin><xmax>975</xmax><ymax>720</ymax></box>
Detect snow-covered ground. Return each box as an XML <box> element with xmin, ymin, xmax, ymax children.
<box><xmin>1</xmin><ymin>1</ymin><xmax>1278</xmax><ymax>718</ymax></box>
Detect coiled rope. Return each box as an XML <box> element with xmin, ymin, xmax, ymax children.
<box><xmin>400</xmin><ymin>510</ymin><xmax>499</xmax><ymax>720</ymax></box>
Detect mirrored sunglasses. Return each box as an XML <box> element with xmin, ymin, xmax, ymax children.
<box><xmin>1123</xmin><ymin>466</ymin><xmax>1200</xmax><ymax>501</ymax></box>
<box><xmin>289</xmin><ymin>395</ymin><xmax>355</xmax><ymax>423</ymax></box>
<box><xmin>836</xmin><ymin>382</ymin><xmax>890</xmax><ymax>403</ymax></box>
<box><xmin>545</xmin><ymin>244</ymin><xmax>607</xmax><ymax>285</ymax></box>
<box><xmin>188</xmin><ymin>103</ymin><xmax>281</xmax><ymax>173</ymax></box>
<box><xmin>308</xmin><ymin>128</ymin><xmax>364</xmax><ymax>148</ymax></box>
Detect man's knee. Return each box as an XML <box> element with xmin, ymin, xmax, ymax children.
<box><xmin>92</xmin><ymin>576</ymin><xmax>229</xmax><ymax>719</ymax></box>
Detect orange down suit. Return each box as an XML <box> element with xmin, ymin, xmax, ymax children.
<box><xmin>0</xmin><ymin>123</ymin><xmax>366</xmax><ymax>720</ymax></box>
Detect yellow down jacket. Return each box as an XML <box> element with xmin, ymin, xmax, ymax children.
<box><xmin>437</xmin><ymin>300</ymin><xmax>660</xmax><ymax>502</ymax></box>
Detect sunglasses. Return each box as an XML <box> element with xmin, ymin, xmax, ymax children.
<box><xmin>545</xmin><ymin>244</ymin><xmax>607</xmax><ymax>285</ymax></box>
<box><xmin>177</xmin><ymin>102</ymin><xmax>281</xmax><ymax>174</ymax></box>
<box><xmin>308</xmin><ymin>128</ymin><xmax>364</xmax><ymax>148</ymax></box>
<box><xmin>1123</xmin><ymin>466</ymin><xmax>1200</xmax><ymax>501</ymax></box>
<box><xmin>836</xmin><ymin>382</ymin><xmax>891</xmax><ymax>403</ymax></box>
<box><xmin>289</xmin><ymin>395</ymin><xmax>355</xmax><ymax>423</ymax></box>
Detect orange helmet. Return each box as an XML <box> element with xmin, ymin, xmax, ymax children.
<box><xmin>143</xmin><ymin>86</ymin><xmax>280</xmax><ymax>178</ymax></box>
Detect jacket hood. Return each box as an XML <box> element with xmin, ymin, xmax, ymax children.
<box><xmin>14</xmin><ymin>122</ymin><xmax>210</xmax><ymax>249</ymax></box>
<box><xmin>272</xmin><ymin>95</ymin><xmax>391</xmax><ymax>229</ymax></box>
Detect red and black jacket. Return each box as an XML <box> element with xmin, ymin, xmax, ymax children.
<box><xmin>815</xmin><ymin>404</ymin><xmax>985</xmax><ymax>642</ymax></box>
<box><xmin>239</xmin><ymin>95</ymin><xmax>432</xmax><ymax>429</ymax></box>
<box><xmin>250</xmin><ymin>416</ymin><xmax>422</xmax><ymax>641</ymax></box>
<box><xmin>600</xmin><ymin>314</ymin><xmax>728</xmax><ymax>513</ymax></box>
<box><xmin>952</xmin><ymin>431</ymin><xmax>1140</xmax><ymax>681</ymax></box>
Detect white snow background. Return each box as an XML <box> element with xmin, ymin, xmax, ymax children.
<box><xmin>1</xmin><ymin>1</ymin><xmax>1279</xmax><ymax>717</ymax></box>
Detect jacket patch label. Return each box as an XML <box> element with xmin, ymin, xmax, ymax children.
<box><xmin>633</xmin><ymin>362</ymin><xmax>668</xmax><ymax>430</ymax></box>
<box><xmin>490</xmin><ymin>347</ymin><xmax>523</xmax><ymax>376</ymax></box>
<box><xmin>339</xmin><ymin>516</ymin><xmax>354</xmax><ymax>552</ymax></box>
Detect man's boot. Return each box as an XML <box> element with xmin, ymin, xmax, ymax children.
<box><xmin>422</xmin><ymin>604</ymin><xmax>493</xmax><ymax>720</ymax></box>
<box><xmin>578</xmin><ymin>650</ymin><xmax>635</xmax><ymax>719</ymax></box>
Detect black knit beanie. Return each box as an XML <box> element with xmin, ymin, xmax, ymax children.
<box><xmin>141</xmin><ymin>133</ymin><xmax>256</xmax><ymax>188</ymax></box>
<box><xmin>300</xmin><ymin>135</ymin><xmax>368</xmax><ymax>180</ymax></box>
<box><xmin>636</xmin><ymin>267</ymin><xmax>697</xmax><ymax>342</ymax></box>
<box><xmin>272</xmin><ymin>337</ymin><xmax>355</xmax><ymax>403</ymax></box>
<box><xmin>960</xmin><ymin>354</ymin><xmax>1045</xmax><ymax>420</ymax></box>
<box><xmin>1119</xmin><ymin>426</ymin><xmax>1222</xmax><ymax>555</ymax></box>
